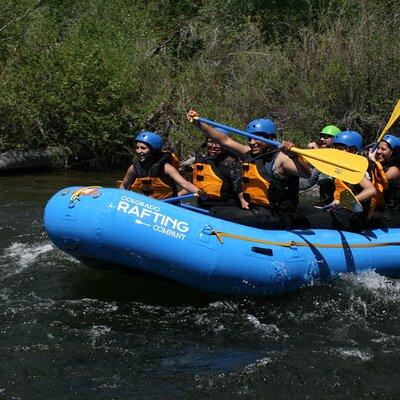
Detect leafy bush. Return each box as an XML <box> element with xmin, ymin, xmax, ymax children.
<box><xmin>0</xmin><ymin>0</ymin><xmax>399</xmax><ymax>168</ymax></box>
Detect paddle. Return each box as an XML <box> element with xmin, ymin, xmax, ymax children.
<box><xmin>339</xmin><ymin>189</ymin><xmax>363</xmax><ymax>213</ymax></box>
<box><xmin>162</xmin><ymin>193</ymin><xmax>198</xmax><ymax>203</ymax></box>
<box><xmin>162</xmin><ymin>193</ymin><xmax>210</xmax><ymax>213</ymax></box>
<box><xmin>180</xmin><ymin>203</ymin><xmax>210</xmax><ymax>214</ymax></box>
<box><xmin>192</xmin><ymin>116</ymin><xmax>368</xmax><ymax>185</ymax></box>
<box><xmin>376</xmin><ymin>99</ymin><xmax>400</xmax><ymax>143</ymax></box>
<box><xmin>316</xmin><ymin>189</ymin><xmax>363</xmax><ymax>213</ymax></box>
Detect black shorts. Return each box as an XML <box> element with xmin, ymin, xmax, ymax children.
<box><xmin>197</xmin><ymin>198</ymin><xmax>239</xmax><ymax>211</ymax></box>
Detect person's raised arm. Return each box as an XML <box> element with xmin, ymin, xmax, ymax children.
<box><xmin>278</xmin><ymin>141</ymin><xmax>311</xmax><ymax>179</ymax></box>
<box><xmin>187</xmin><ymin>109</ymin><xmax>250</xmax><ymax>157</ymax></box>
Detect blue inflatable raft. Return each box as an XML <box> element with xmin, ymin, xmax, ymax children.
<box><xmin>44</xmin><ymin>186</ymin><xmax>400</xmax><ymax>296</ymax></box>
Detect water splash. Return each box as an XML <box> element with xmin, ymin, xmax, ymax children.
<box><xmin>339</xmin><ymin>271</ymin><xmax>400</xmax><ymax>303</ymax></box>
<box><xmin>335</xmin><ymin>348</ymin><xmax>373</xmax><ymax>361</ymax></box>
<box><xmin>0</xmin><ymin>241</ymin><xmax>54</xmax><ymax>279</ymax></box>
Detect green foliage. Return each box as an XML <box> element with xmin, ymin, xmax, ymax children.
<box><xmin>0</xmin><ymin>0</ymin><xmax>399</xmax><ymax>167</ymax></box>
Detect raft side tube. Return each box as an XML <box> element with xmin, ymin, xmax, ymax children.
<box><xmin>44</xmin><ymin>187</ymin><xmax>400</xmax><ymax>296</ymax></box>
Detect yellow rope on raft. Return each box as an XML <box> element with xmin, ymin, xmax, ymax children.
<box><xmin>211</xmin><ymin>230</ymin><xmax>400</xmax><ymax>249</ymax></box>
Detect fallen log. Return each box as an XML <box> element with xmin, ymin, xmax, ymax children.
<box><xmin>0</xmin><ymin>147</ymin><xmax>63</xmax><ymax>172</ymax></box>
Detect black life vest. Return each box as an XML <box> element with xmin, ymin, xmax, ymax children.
<box><xmin>380</xmin><ymin>157</ymin><xmax>400</xmax><ymax>212</ymax></box>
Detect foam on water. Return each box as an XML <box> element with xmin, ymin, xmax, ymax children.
<box><xmin>371</xmin><ymin>332</ymin><xmax>400</xmax><ymax>344</ymax></box>
<box><xmin>0</xmin><ymin>241</ymin><xmax>54</xmax><ymax>279</ymax></box>
<box><xmin>89</xmin><ymin>325</ymin><xmax>112</xmax><ymax>347</ymax></box>
<box><xmin>339</xmin><ymin>270</ymin><xmax>400</xmax><ymax>303</ymax></box>
<box><xmin>0</xmin><ymin>240</ymin><xmax>84</xmax><ymax>281</ymax></box>
<box><xmin>335</xmin><ymin>348</ymin><xmax>373</xmax><ymax>361</ymax></box>
<box><xmin>209</xmin><ymin>300</ymin><xmax>238</xmax><ymax>311</ymax></box>
<box><xmin>245</xmin><ymin>314</ymin><xmax>284</xmax><ymax>338</ymax></box>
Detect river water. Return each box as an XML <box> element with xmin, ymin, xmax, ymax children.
<box><xmin>1</xmin><ymin>171</ymin><xmax>400</xmax><ymax>400</ymax></box>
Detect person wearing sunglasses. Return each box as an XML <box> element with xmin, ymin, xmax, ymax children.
<box><xmin>307</xmin><ymin>125</ymin><xmax>341</xmax><ymax>150</ymax></box>
<box><xmin>300</xmin><ymin>125</ymin><xmax>341</xmax><ymax>206</ymax></box>
<box><xmin>184</xmin><ymin>128</ymin><xmax>243</xmax><ymax>210</ymax></box>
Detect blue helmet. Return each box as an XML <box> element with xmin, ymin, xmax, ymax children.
<box><xmin>135</xmin><ymin>131</ymin><xmax>163</xmax><ymax>150</ymax></box>
<box><xmin>382</xmin><ymin>134</ymin><xmax>400</xmax><ymax>151</ymax></box>
<box><xmin>332</xmin><ymin>130</ymin><xmax>363</xmax><ymax>152</ymax></box>
<box><xmin>246</xmin><ymin>118</ymin><xmax>276</xmax><ymax>137</ymax></box>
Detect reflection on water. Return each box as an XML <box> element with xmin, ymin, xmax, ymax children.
<box><xmin>1</xmin><ymin>171</ymin><xmax>400</xmax><ymax>400</ymax></box>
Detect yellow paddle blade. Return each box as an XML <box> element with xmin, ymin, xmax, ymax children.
<box><xmin>339</xmin><ymin>189</ymin><xmax>363</xmax><ymax>213</ymax></box>
<box><xmin>377</xmin><ymin>99</ymin><xmax>400</xmax><ymax>143</ymax></box>
<box><xmin>290</xmin><ymin>147</ymin><xmax>368</xmax><ymax>185</ymax></box>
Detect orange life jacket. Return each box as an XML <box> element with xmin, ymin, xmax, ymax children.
<box><xmin>169</xmin><ymin>152</ymin><xmax>180</xmax><ymax>169</ymax></box>
<box><xmin>130</xmin><ymin>177</ymin><xmax>176</xmax><ymax>200</ymax></box>
<box><xmin>119</xmin><ymin>152</ymin><xmax>178</xmax><ymax>200</ymax></box>
<box><xmin>367</xmin><ymin>161</ymin><xmax>389</xmax><ymax>217</ymax></box>
<box><xmin>242</xmin><ymin>151</ymin><xmax>299</xmax><ymax>210</ymax></box>
<box><xmin>333</xmin><ymin>179</ymin><xmax>353</xmax><ymax>202</ymax></box>
<box><xmin>192</xmin><ymin>152</ymin><xmax>238</xmax><ymax>200</ymax></box>
<box><xmin>242</xmin><ymin>162</ymin><xmax>270</xmax><ymax>207</ymax></box>
<box><xmin>192</xmin><ymin>163</ymin><xmax>224</xmax><ymax>199</ymax></box>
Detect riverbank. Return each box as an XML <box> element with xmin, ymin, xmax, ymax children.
<box><xmin>1</xmin><ymin>1</ymin><xmax>398</xmax><ymax>169</ymax></box>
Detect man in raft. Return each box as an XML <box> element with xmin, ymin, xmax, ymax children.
<box><xmin>187</xmin><ymin>109</ymin><xmax>310</xmax><ymax>229</ymax></box>
<box><xmin>300</xmin><ymin>124</ymin><xmax>341</xmax><ymax>206</ymax></box>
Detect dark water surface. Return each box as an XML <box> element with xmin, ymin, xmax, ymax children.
<box><xmin>1</xmin><ymin>171</ymin><xmax>400</xmax><ymax>400</ymax></box>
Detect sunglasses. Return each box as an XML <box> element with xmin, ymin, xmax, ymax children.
<box><xmin>333</xmin><ymin>143</ymin><xmax>347</xmax><ymax>150</ymax></box>
<box><xmin>207</xmin><ymin>142</ymin><xmax>221</xmax><ymax>147</ymax></box>
<box><xmin>320</xmin><ymin>134</ymin><xmax>332</xmax><ymax>140</ymax></box>
<box><xmin>206</xmin><ymin>141</ymin><xmax>221</xmax><ymax>147</ymax></box>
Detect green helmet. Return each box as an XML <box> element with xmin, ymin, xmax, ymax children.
<box><xmin>321</xmin><ymin>125</ymin><xmax>340</xmax><ymax>136</ymax></box>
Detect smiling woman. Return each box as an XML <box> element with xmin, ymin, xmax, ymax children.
<box><xmin>367</xmin><ymin>134</ymin><xmax>400</xmax><ymax>227</ymax></box>
<box><xmin>119</xmin><ymin>131</ymin><xmax>202</xmax><ymax>200</ymax></box>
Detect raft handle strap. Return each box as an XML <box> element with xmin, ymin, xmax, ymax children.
<box><xmin>251</xmin><ymin>247</ymin><xmax>273</xmax><ymax>256</ymax></box>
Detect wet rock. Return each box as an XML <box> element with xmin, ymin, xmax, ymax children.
<box><xmin>0</xmin><ymin>147</ymin><xmax>63</xmax><ymax>172</ymax></box>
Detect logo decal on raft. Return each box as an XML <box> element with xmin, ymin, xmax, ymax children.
<box><xmin>116</xmin><ymin>196</ymin><xmax>190</xmax><ymax>240</ymax></box>
<box><xmin>71</xmin><ymin>186</ymin><xmax>102</xmax><ymax>201</ymax></box>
